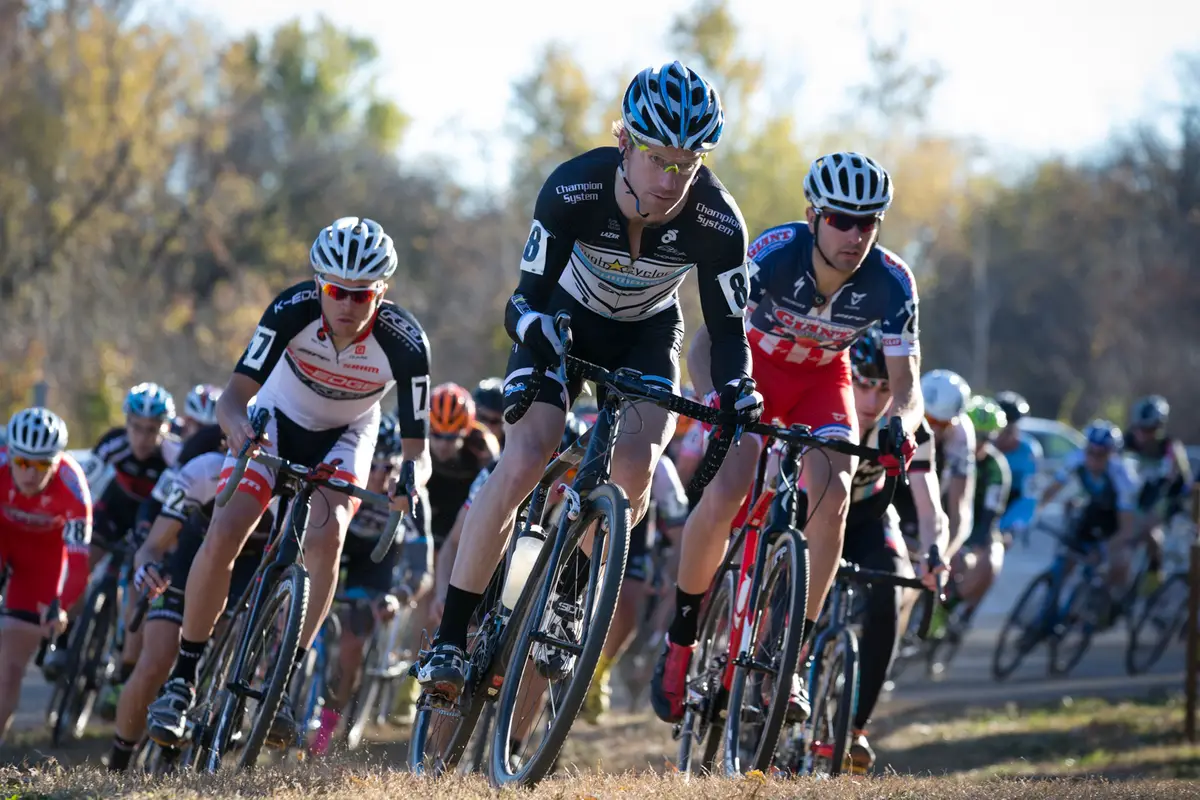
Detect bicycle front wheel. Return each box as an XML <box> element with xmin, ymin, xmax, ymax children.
<box><xmin>489</xmin><ymin>481</ymin><xmax>630</xmax><ymax>787</ymax></box>
<box><xmin>51</xmin><ymin>582</ymin><xmax>114</xmax><ymax>746</ymax></box>
<box><xmin>1126</xmin><ymin>573</ymin><xmax>1189</xmax><ymax>675</ymax></box>
<box><xmin>230</xmin><ymin>563</ymin><xmax>310</xmax><ymax>769</ymax></box>
<box><xmin>723</xmin><ymin>528</ymin><xmax>809</xmax><ymax>776</ymax></box>
<box><xmin>804</xmin><ymin>627</ymin><xmax>859</xmax><ymax>777</ymax></box>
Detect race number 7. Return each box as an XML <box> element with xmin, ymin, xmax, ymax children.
<box><xmin>242</xmin><ymin>326</ymin><xmax>277</xmax><ymax>371</ymax></box>
<box><xmin>411</xmin><ymin>376</ymin><xmax>430</xmax><ymax>421</ymax></box>
<box><xmin>716</xmin><ymin>262</ymin><xmax>751</xmax><ymax>318</ymax></box>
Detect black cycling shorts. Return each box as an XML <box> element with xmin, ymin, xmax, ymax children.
<box><xmin>146</xmin><ymin>524</ymin><xmax>259</xmax><ymax>626</ymax></box>
<box><xmin>503</xmin><ymin>288</ymin><xmax>684</xmax><ymax>413</ymax></box>
<box><xmin>626</xmin><ymin>513</ymin><xmax>653</xmax><ymax>582</ymax></box>
<box><xmin>340</xmin><ymin>532</ymin><xmax>399</xmax><ymax>597</ymax></box>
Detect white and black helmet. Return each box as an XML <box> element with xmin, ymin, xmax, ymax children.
<box><xmin>921</xmin><ymin>369</ymin><xmax>971</xmax><ymax>423</ymax></box>
<box><xmin>185</xmin><ymin>383</ymin><xmax>222</xmax><ymax>426</ymax></box>
<box><xmin>804</xmin><ymin>152</ymin><xmax>894</xmax><ymax>215</ymax></box>
<box><xmin>621</xmin><ymin>61</ymin><xmax>724</xmax><ymax>153</ymax></box>
<box><xmin>7</xmin><ymin>407</ymin><xmax>69</xmax><ymax>459</ymax></box>
<box><xmin>309</xmin><ymin>217</ymin><xmax>398</xmax><ymax>282</ymax></box>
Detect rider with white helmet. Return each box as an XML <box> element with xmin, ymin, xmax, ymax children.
<box><xmin>146</xmin><ymin>216</ymin><xmax>433</xmax><ymax>750</ymax></box>
<box><xmin>920</xmin><ymin>369</ymin><xmax>976</xmax><ymax>559</ymax></box>
<box><xmin>0</xmin><ymin>407</ymin><xmax>92</xmax><ymax>740</ymax></box>
<box><xmin>653</xmin><ymin>148</ymin><xmax>931</xmax><ymax>728</ymax></box>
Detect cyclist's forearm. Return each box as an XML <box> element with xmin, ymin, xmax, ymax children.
<box><xmin>947</xmin><ymin>477</ymin><xmax>970</xmax><ymax>545</ymax></box>
<box><xmin>686</xmin><ymin>323</ymin><xmax>715</xmax><ymax>396</ymax></box>
<box><xmin>885</xmin><ymin>354</ymin><xmax>924</xmax><ymax>432</ymax></box>
<box><xmin>137</xmin><ymin>517</ymin><xmax>182</xmax><ymax>567</ymax></box>
<box><xmin>217</xmin><ymin>373</ymin><xmax>259</xmax><ymax>433</ymax></box>
<box><xmin>910</xmin><ymin>472</ymin><xmax>948</xmax><ymax>555</ymax></box>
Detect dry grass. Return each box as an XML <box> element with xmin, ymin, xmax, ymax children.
<box><xmin>4</xmin><ymin>695</ymin><xmax>1200</xmax><ymax>799</ymax></box>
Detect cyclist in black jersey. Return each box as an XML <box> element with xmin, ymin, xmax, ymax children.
<box><xmin>797</xmin><ymin>329</ymin><xmax>947</xmax><ymax>770</ymax></box>
<box><xmin>41</xmin><ymin>382</ymin><xmax>176</xmax><ymax>681</ymax></box>
<box><xmin>146</xmin><ymin>217</ymin><xmax>433</xmax><ymax>749</ymax></box>
<box><xmin>417</xmin><ymin>61</ymin><xmax>762</xmax><ymax>698</ymax></box>
<box><xmin>1123</xmin><ymin>395</ymin><xmax>1193</xmax><ymax>588</ymax></box>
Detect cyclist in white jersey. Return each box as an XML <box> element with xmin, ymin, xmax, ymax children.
<box><xmin>145</xmin><ymin>217</ymin><xmax>432</xmax><ymax>748</ymax></box>
<box><xmin>921</xmin><ymin>369</ymin><xmax>975</xmax><ymax>560</ymax></box>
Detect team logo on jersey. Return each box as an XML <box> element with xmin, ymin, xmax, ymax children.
<box><xmin>661</xmin><ymin>229</ymin><xmax>678</xmax><ymax>244</ymax></box>
<box><xmin>793</xmin><ymin>276</ymin><xmax>806</xmax><ymax>297</ymax></box>
<box><xmin>748</xmin><ymin>227</ymin><xmax>794</xmax><ymax>260</ymax></box>
<box><xmin>850</xmin><ymin>291</ymin><xmax>866</xmax><ymax>306</ymax></box>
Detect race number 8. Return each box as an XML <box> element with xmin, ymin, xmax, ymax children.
<box><xmin>716</xmin><ymin>262</ymin><xmax>751</xmax><ymax>317</ymax></box>
<box><xmin>520</xmin><ymin>220</ymin><xmax>550</xmax><ymax>276</ymax></box>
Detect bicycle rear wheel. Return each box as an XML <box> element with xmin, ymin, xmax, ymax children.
<box><xmin>409</xmin><ymin>562</ymin><xmax>506</xmax><ymax>776</ymax></box>
<box><xmin>676</xmin><ymin>570</ymin><xmax>735</xmax><ymax>777</ymax></box>
<box><xmin>723</xmin><ymin>529</ymin><xmax>808</xmax><ymax>776</ymax></box>
<box><xmin>489</xmin><ymin>481</ymin><xmax>630</xmax><ymax>787</ymax></box>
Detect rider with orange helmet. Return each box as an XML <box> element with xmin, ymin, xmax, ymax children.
<box><xmin>427</xmin><ymin>383</ymin><xmax>500</xmax><ymax>548</ymax></box>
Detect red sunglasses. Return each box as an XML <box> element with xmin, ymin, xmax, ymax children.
<box><xmin>823</xmin><ymin>212</ymin><xmax>881</xmax><ymax>233</ymax></box>
<box><xmin>318</xmin><ymin>278</ymin><xmax>385</xmax><ymax>305</ymax></box>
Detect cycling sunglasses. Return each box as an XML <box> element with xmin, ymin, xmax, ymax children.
<box><xmin>11</xmin><ymin>455</ymin><xmax>54</xmax><ymax>472</ymax></box>
<box><xmin>823</xmin><ymin>212</ymin><xmax>882</xmax><ymax>233</ymax></box>
<box><xmin>317</xmin><ymin>277</ymin><xmax>386</xmax><ymax>305</ymax></box>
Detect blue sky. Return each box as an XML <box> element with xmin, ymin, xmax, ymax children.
<box><xmin>191</xmin><ymin>0</ymin><xmax>1200</xmax><ymax>191</ymax></box>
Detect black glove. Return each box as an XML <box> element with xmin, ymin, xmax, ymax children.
<box><xmin>718</xmin><ymin>378</ymin><xmax>764</xmax><ymax>426</ymax></box>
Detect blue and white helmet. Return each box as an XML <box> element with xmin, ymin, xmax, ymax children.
<box><xmin>804</xmin><ymin>152</ymin><xmax>893</xmax><ymax>215</ymax></box>
<box><xmin>1084</xmin><ymin>419</ymin><xmax>1123</xmax><ymax>451</ymax></box>
<box><xmin>7</xmin><ymin>407</ymin><xmax>68</xmax><ymax>459</ymax></box>
<box><xmin>310</xmin><ymin>217</ymin><xmax>398</xmax><ymax>282</ymax></box>
<box><xmin>621</xmin><ymin>61</ymin><xmax>724</xmax><ymax>153</ymax></box>
<box><xmin>124</xmin><ymin>382</ymin><xmax>175</xmax><ymax>420</ymax></box>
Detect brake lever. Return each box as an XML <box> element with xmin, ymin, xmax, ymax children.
<box><xmin>887</xmin><ymin>415</ymin><xmax>910</xmax><ymax>487</ymax></box>
<box><xmin>553</xmin><ymin>311</ymin><xmax>572</xmax><ymax>386</ymax></box>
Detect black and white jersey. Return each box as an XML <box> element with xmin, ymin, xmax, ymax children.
<box><xmin>233</xmin><ymin>280</ymin><xmax>431</xmax><ymax>436</ymax></box>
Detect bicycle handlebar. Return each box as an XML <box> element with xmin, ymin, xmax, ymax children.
<box><xmin>216</xmin><ymin>407</ymin><xmax>407</xmax><ymax>563</ymax></box>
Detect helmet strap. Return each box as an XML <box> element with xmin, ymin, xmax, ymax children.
<box><xmin>617</xmin><ymin>163</ymin><xmax>650</xmax><ymax>219</ymax></box>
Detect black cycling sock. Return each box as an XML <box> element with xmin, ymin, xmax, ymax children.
<box><xmin>116</xmin><ymin>660</ymin><xmax>136</xmax><ymax>685</ymax></box>
<box><xmin>434</xmin><ymin>585</ymin><xmax>484</xmax><ymax>650</ymax></box>
<box><xmin>668</xmin><ymin>589</ymin><xmax>707</xmax><ymax>648</ymax></box>
<box><xmin>294</xmin><ymin>646</ymin><xmax>307</xmax><ymax>666</ymax></box>
<box><xmin>54</xmin><ymin>623</ymin><xmax>72</xmax><ymax>650</ymax></box>
<box><xmin>108</xmin><ymin>734</ymin><xmax>138</xmax><ymax>771</ymax></box>
<box><xmin>555</xmin><ymin>550</ymin><xmax>591</xmax><ymax>600</ymax></box>
<box><xmin>170</xmin><ymin>637</ymin><xmax>207</xmax><ymax>685</ymax></box>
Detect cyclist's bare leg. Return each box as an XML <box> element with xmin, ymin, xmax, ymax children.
<box><xmin>181</xmin><ymin>492</ymin><xmax>264</xmax><ymax>643</ymax></box>
<box><xmin>449</xmin><ymin>403</ymin><xmax>563</xmax><ymax>593</ymax></box>
<box><xmin>801</xmin><ymin>449</ymin><xmax>857</xmax><ymax>623</ymax></box>
<box><xmin>114</xmin><ymin>617</ymin><xmax>180</xmax><ymax>741</ymax></box>
<box><xmin>675</xmin><ymin>437</ymin><xmax>760</xmax><ymax>595</ymax></box>
<box><xmin>0</xmin><ymin>618</ymin><xmax>42</xmax><ymax>741</ymax></box>
<box><xmin>302</xmin><ymin>486</ymin><xmax>356</xmax><ymax>648</ymax></box>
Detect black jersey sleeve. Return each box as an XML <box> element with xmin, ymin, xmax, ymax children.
<box><xmin>375</xmin><ymin>303</ymin><xmax>432</xmax><ymax>439</ymax></box>
<box><xmin>504</xmin><ymin>160</ymin><xmax>585</xmax><ymax>340</ymax></box>
<box><xmin>92</xmin><ymin>427</ymin><xmax>127</xmax><ymax>466</ymax></box>
<box><xmin>694</xmin><ymin>192</ymin><xmax>753</xmax><ymax>388</ymax></box>
<box><xmin>233</xmin><ymin>281</ymin><xmax>321</xmax><ymax>383</ymax></box>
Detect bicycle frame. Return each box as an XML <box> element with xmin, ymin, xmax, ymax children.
<box><xmin>721</xmin><ymin>439</ymin><xmax>804</xmax><ymax>691</ymax></box>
